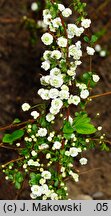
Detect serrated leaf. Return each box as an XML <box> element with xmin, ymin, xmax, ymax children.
<box><xmin>73</xmin><ymin>113</ymin><xmax>97</xmax><ymax>134</ymax></box>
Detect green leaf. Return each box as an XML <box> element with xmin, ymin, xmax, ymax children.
<box><xmin>91</xmin><ymin>35</ymin><xmax>98</xmax><ymax>43</ymax></box>
<box><xmin>54</xmin><ymin>179</ymin><xmax>59</xmax><ymax>187</ymax></box>
<box><xmin>15</xmin><ymin>172</ymin><xmax>24</xmax><ymax>183</ymax></box>
<box><xmin>2</xmin><ymin>129</ymin><xmax>24</xmax><ymax>144</ymax></box>
<box><xmin>15</xmin><ymin>182</ymin><xmax>21</xmax><ymax>190</ymax></box>
<box><xmin>63</xmin><ymin>121</ymin><xmax>74</xmax><ymax>134</ymax></box>
<box><xmin>2</xmin><ymin>134</ymin><xmax>14</xmax><ymax>144</ymax></box>
<box><xmin>73</xmin><ymin>113</ymin><xmax>97</xmax><ymax>134</ymax></box>
<box><xmin>12</xmin><ymin>130</ymin><xmax>24</xmax><ymax>141</ymax></box>
<box><xmin>84</xmin><ymin>36</ymin><xmax>89</xmax><ymax>43</ymax></box>
<box><xmin>13</xmin><ymin>118</ymin><xmax>21</xmax><ymax>124</ymax></box>
<box><xmin>64</xmin><ymin>133</ymin><xmax>72</xmax><ymax>140</ymax></box>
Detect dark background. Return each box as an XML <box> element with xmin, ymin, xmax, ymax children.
<box><xmin>0</xmin><ymin>0</ymin><xmax>111</xmax><ymax>199</ymax></box>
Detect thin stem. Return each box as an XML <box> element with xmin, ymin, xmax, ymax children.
<box><xmin>0</xmin><ymin>143</ymin><xmax>21</xmax><ymax>151</ymax></box>
<box><xmin>89</xmin><ymin>91</ymin><xmax>111</xmax><ymax>100</ymax></box>
<box><xmin>91</xmin><ymin>138</ymin><xmax>111</xmax><ymax>145</ymax></box>
<box><xmin>1</xmin><ymin>157</ymin><xmax>24</xmax><ymax>168</ymax></box>
<box><xmin>66</xmin><ymin>107</ymin><xmax>70</xmax><ymax>121</ymax></box>
<box><xmin>0</xmin><ymin>119</ymin><xmax>35</xmax><ymax>132</ymax></box>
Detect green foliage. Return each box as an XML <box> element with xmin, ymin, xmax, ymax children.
<box><xmin>63</xmin><ymin>121</ymin><xmax>74</xmax><ymax>139</ymax></box>
<box><xmin>73</xmin><ymin>113</ymin><xmax>97</xmax><ymax>134</ymax></box>
<box><xmin>29</xmin><ymin>173</ymin><xmax>41</xmax><ymax>185</ymax></box>
<box><xmin>2</xmin><ymin>130</ymin><xmax>24</xmax><ymax>145</ymax></box>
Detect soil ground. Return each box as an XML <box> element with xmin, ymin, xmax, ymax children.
<box><xmin>0</xmin><ymin>0</ymin><xmax>111</xmax><ymax>199</ymax></box>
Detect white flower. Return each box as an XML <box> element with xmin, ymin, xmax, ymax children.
<box><xmin>50</xmin><ymin>76</ymin><xmax>63</xmax><ymax>88</ymax></box>
<box><xmin>39</xmin><ymin>178</ymin><xmax>46</xmax><ymax>185</ymax></box>
<box><xmin>75</xmin><ymin>41</ymin><xmax>81</xmax><ymax>49</ymax></box>
<box><xmin>52</xmin><ymin>17</ymin><xmax>62</xmax><ymax>28</ymax></box>
<box><xmin>49</xmin><ymin>24</ymin><xmax>56</xmax><ymax>32</ymax></box>
<box><xmin>31</xmin><ymin>111</ymin><xmax>39</xmax><ymax>119</ymax></box>
<box><xmin>43</xmin><ymin>14</ymin><xmax>52</xmax><ymax>25</ymax></box>
<box><xmin>16</xmin><ymin>143</ymin><xmax>20</xmax><ymax>147</ymax></box>
<box><xmin>40</xmin><ymin>75</ymin><xmax>50</xmax><ymax>86</ymax></box>
<box><xmin>80</xmin><ymin>89</ymin><xmax>89</xmax><ymax>99</ymax></box>
<box><xmin>43</xmin><ymin>9</ymin><xmax>50</xmax><ymax>17</ymax></box>
<box><xmin>61</xmin><ymin>85</ymin><xmax>69</xmax><ymax>91</ymax></box>
<box><xmin>79</xmin><ymin>157</ymin><xmax>88</xmax><ymax>165</ymax></box>
<box><xmin>30</xmin><ymin>193</ymin><xmax>37</xmax><ymax>199</ymax></box>
<box><xmin>38</xmin><ymin>128</ymin><xmax>47</xmax><ymax>137</ymax></box>
<box><xmin>57</xmin><ymin>37</ymin><xmax>67</xmax><ymax>47</ymax></box>
<box><xmin>39</xmin><ymin>144</ymin><xmax>49</xmax><ymax>150</ymax></box>
<box><xmin>68</xmin><ymin>95</ymin><xmax>80</xmax><ymax>105</ymax></box>
<box><xmin>31</xmin><ymin>2</ymin><xmax>38</xmax><ymax>11</ymax></box>
<box><xmin>58</xmin><ymin>3</ymin><xmax>65</xmax><ymax>12</ymax></box>
<box><xmin>75</xmin><ymin>60</ymin><xmax>82</xmax><ymax>66</ymax></box>
<box><xmin>67</xmin><ymin>24</ymin><xmax>77</xmax><ymax>39</ymax></box>
<box><xmin>59</xmin><ymin>90</ymin><xmax>69</xmax><ymax>100</ymax></box>
<box><xmin>46</xmin><ymin>153</ymin><xmax>51</xmax><ymax>159</ymax></box>
<box><xmin>97</xmin><ymin>126</ymin><xmax>102</xmax><ymax>131</ymax></box>
<box><xmin>65</xmin><ymin>151</ymin><xmax>71</xmax><ymax>156</ymax></box>
<box><xmin>46</xmin><ymin>113</ymin><xmax>55</xmax><ymax>122</ymax></box>
<box><xmin>50</xmin><ymin>67</ymin><xmax>61</xmax><ymax>76</ymax></box>
<box><xmin>51</xmin><ymin>50</ymin><xmax>62</xmax><ymax>59</ymax></box>
<box><xmin>77</xmin><ymin>83</ymin><xmax>87</xmax><ymax>90</ymax></box>
<box><xmin>50</xmin><ymin>107</ymin><xmax>60</xmax><ymax>115</ymax></box>
<box><xmin>61</xmin><ymin>167</ymin><xmax>65</xmax><ymax>172</ymax></box>
<box><xmin>41</xmin><ymin>33</ymin><xmax>53</xmax><ymax>45</ymax></box>
<box><xmin>38</xmin><ymin>89</ymin><xmax>50</xmax><ymax>100</ymax></box>
<box><xmin>100</xmin><ymin>50</ymin><xmax>106</xmax><ymax>57</ymax></box>
<box><xmin>28</xmin><ymin>159</ymin><xmax>40</xmax><ymax>167</ymax></box>
<box><xmin>51</xmin><ymin>98</ymin><xmax>63</xmax><ymax>109</ymax></box>
<box><xmin>41</xmin><ymin>171</ymin><xmax>51</xmax><ymax>179</ymax></box>
<box><xmin>41</xmin><ymin>60</ymin><xmax>50</xmax><ymax>71</ymax></box>
<box><xmin>31</xmin><ymin>150</ymin><xmax>37</xmax><ymax>157</ymax></box>
<box><xmin>42</xmin><ymin>184</ymin><xmax>49</xmax><ymax>194</ymax></box>
<box><xmin>43</xmin><ymin>50</ymin><xmax>51</xmax><ymax>60</ymax></box>
<box><xmin>75</xmin><ymin>27</ymin><xmax>84</xmax><ymax>37</ymax></box>
<box><xmin>53</xmin><ymin>141</ymin><xmax>62</xmax><ymax>149</ymax></box>
<box><xmin>72</xmin><ymin>173</ymin><xmax>79</xmax><ymax>182</ymax></box>
<box><xmin>86</xmin><ymin>46</ymin><xmax>95</xmax><ymax>55</ymax></box>
<box><xmin>50</xmin><ymin>192</ymin><xmax>58</xmax><ymax>200</ymax></box>
<box><xmin>49</xmin><ymin>88</ymin><xmax>59</xmax><ymax>99</ymax></box>
<box><xmin>21</xmin><ymin>103</ymin><xmax>30</xmax><ymax>111</ymax></box>
<box><xmin>92</xmin><ymin>75</ymin><xmax>100</xmax><ymax>82</ymax></box>
<box><xmin>31</xmin><ymin>185</ymin><xmax>43</xmax><ymax>197</ymax></box>
<box><xmin>62</xmin><ymin>8</ymin><xmax>72</xmax><ymax>17</ymax></box>
<box><xmin>67</xmin><ymin>67</ymin><xmax>76</xmax><ymax>76</ymax></box>
<box><xmin>69</xmin><ymin>116</ymin><xmax>73</xmax><ymax>125</ymax></box>
<box><xmin>69</xmin><ymin>45</ymin><xmax>82</xmax><ymax>60</ymax></box>
<box><xmin>95</xmin><ymin>44</ymin><xmax>101</xmax><ymax>52</ymax></box>
<box><xmin>81</xmin><ymin>19</ymin><xmax>91</xmax><ymax>28</ymax></box>
<box><xmin>69</xmin><ymin>147</ymin><xmax>79</xmax><ymax>157</ymax></box>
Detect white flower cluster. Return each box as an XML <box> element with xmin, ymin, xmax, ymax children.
<box><xmin>19</xmin><ymin>2</ymin><xmax>99</xmax><ymax>200</ymax></box>
<box><xmin>30</xmin><ymin>170</ymin><xmax>59</xmax><ymax>200</ymax></box>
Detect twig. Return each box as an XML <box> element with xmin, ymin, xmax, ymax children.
<box><xmin>89</xmin><ymin>91</ymin><xmax>111</xmax><ymax>100</ymax></box>
<box><xmin>0</xmin><ymin>119</ymin><xmax>35</xmax><ymax>132</ymax></box>
<box><xmin>1</xmin><ymin>157</ymin><xmax>24</xmax><ymax>168</ymax></box>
